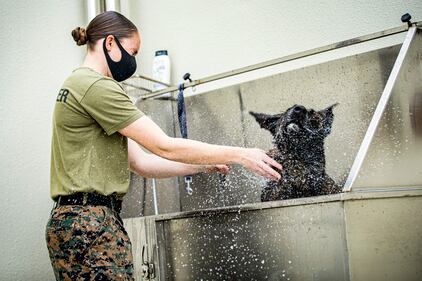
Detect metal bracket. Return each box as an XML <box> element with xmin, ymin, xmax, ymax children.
<box><xmin>141</xmin><ymin>245</ymin><xmax>149</xmax><ymax>279</ymax></box>
<box><xmin>141</xmin><ymin>244</ymin><xmax>156</xmax><ymax>279</ymax></box>
<box><xmin>183</xmin><ymin>73</ymin><xmax>196</xmax><ymax>92</ymax></box>
<box><xmin>401</xmin><ymin>13</ymin><xmax>412</xmax><ymax>28</ymax></box>
<box><xmin>185</xmin><ymin>176</ymin><xmax>193</xmax><ymax>195</ymax></box>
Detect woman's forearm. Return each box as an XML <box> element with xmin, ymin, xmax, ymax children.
<box><xmin>121</xmin><ymin>116</ymin><xmax>245</xmax><ymax>165</ymax></box>
<box><xmin>128</xmin><ymin>139</ymin><xmax>207</xmax><ymax>178</ymax></box>
<box><xmin>131</xmin><ymin>153</ymin><xmax>206</xmax><ymax>178</ymax></box>
<box><xmin>157</xmin><ymin>137</ymin><xmax>245</xmax><ymax>165</ymax></box>
<box><xmin>120</xmin><ymin>116</ymin><xmax>281</xmax><ymax>180</ymax></box>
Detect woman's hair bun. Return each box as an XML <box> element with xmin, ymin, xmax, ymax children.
<box><xmin>71</xmin><ymin>27</ymin><xmax>88</xmax><ymax>46</ymax></box>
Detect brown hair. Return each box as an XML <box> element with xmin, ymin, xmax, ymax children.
<box><xmin>71</xmin><ymin>11</ymin><xmax>137</xmax><ymax>49</ymax></box>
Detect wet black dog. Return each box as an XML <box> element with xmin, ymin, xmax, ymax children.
<box><xmin>250</xmin><ymin>104</ymin><xmax>341</xmax><ymax>201</ymax></box>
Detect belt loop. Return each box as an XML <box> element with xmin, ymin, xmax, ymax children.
<box><xmin>82</xmin><ymin>193</ymin><xmax>88</xmax><ymax>206</ymax></box>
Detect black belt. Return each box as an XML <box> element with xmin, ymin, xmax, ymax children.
<box><xmin>55</xmin><ymin>192</ymin><xmax>123</xmax><ymax>214</ymax></box>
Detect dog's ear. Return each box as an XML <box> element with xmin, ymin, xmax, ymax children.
<box><xmin>320</xmin><ymin>103</ymin><xmax>338</xmax><ymax>136</ymax></box>
<box><xmin>249</xmin><ymin>111</ymin><xmax>281</xmax><ymax>135</ymax></box>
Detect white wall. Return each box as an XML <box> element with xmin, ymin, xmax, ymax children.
<box><xmin>0</xmin><ymin>1</ymin><xmax>85</xmax><ymax>280</ymax></box>
<box><xmin>1</xmin><ymin>1</ymin><xmax>422</xmax><ymax>280</ymax></box>
<box><xmin>125</xmin><ymin>0</ymin><xmax>422</xmax><ymax>93</ymax></box>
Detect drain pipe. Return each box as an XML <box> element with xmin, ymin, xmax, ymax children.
<box><xmin>87</xmin><ymin>0</ymin><xmax>121</xmax><ymax>22</ymax></box>
<box><xmin>87</xmin><ymin>0</ymin><xmax>104</xmax><ymax>22</ymax></box>
<box><xmin>105</xmin><ymin>0</ymin><xmax>121</xmax><ymax>12</ymax></box>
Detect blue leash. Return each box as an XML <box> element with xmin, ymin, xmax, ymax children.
<box><xmin>177</xmin><ymin>84</ymin><xmax>193</xmax><ymax>195</ymax></box>
<box><xmin>177</xmin><ymin>84</ymin><xmax>188</xmax><ymax>138</ymax></box>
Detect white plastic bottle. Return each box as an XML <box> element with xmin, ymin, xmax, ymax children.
<box><xmin>152</xmin><ymin>50</ymin><xmax>171</xmax><ymax>91</ymax></box>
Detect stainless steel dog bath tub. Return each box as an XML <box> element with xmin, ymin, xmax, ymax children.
<box><xmin>124</xmin><ymin>189</ymin><xmax>422</xmax><ymax>280</ymax></box>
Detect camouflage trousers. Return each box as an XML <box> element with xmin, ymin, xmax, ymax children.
<box><xmin>45</xmin><ymin>205</ymin><xmax>134</xmax><ymax>281</ymax></box>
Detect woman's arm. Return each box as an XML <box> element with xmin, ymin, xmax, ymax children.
<box><xmin>119</xmin><ymin>116</ymin><xmax>282</xmax><ymax>180</ymax></box>
<box><xmin>128</xmin><ymin>139</ymin><xmax>229</xmax><ymax>178</ymax></box>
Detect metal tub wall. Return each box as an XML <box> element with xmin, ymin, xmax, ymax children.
<box><xmin>177</xmin><ymin>45</ymin><xmax>400</xmax><ymax>212</ymax></box>
<box><xmin>344</xmin><ymin>191</ymin><xmax>422</xmax><ymax>281</ymax></box>
<box><xmin>124</xmin><ymin>191</ymin><xmax>422</xmax><ymax>281</ymax></box>
<box><xmin>174</xmin><ymin>86</ymin><xmax>265</xmax><ymax>210</ymax></box>
<box><xmin>156</xmin><ymin>199</ymin><xmax>348</xmax><ymax>281</ymax></box>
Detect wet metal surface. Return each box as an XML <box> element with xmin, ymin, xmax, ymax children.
<box><xmin>124</xmin><ymin>190</ymin><xmax>422</xmax><ymax>281</ymax></box>
<box><xmin>175</xmin><ymin>45</ymin><xmax>400</xmax><ymax>212</ymax></box>
<box><xmin>160</xmin><ymin>201</ymin><xmax>348</xmax><ymax>281</ymax></box>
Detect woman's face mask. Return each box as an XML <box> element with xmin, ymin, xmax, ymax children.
<box><xmin>103</xmin><ymin>35</ymin><xmax>137</xmax><ymax>82</ymax></box>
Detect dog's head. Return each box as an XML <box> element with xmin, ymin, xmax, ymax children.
<box><xmin>250</xmin><ymin>103</ymin><xmax>338</xmax><ymax>149</ymax></box>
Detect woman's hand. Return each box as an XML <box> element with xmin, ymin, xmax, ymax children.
<box><xmin>239</xmin><ymin>148</ymin><xmax>282</xmax><ymax>181</ymax></box>
<box><xmin>201</xmin><ymin>164</ymin><xmax>231</xmax><ymax>175</ymax></box>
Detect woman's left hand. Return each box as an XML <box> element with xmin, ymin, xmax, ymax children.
<box><xmin>202</xmin><ymin>164</ymin><xmax>230</xmax><ymax>175</ymax></box>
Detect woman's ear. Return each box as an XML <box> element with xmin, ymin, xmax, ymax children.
<box><xmin>249</xmin><ymin>111</ymin><xmax>282</xmax><ymax>135</ymax></box>
<box><xmin>104</xmin><ymin>35</ymin><xmax>115</xmax><ymax>51</ymax></box>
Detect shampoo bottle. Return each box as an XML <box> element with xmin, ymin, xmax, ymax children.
<box><xmin>152</xmin><ymin>50</ymin><xmax>171</xmax><ymax>91</ymax></box>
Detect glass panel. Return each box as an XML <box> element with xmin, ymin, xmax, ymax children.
<box><xmin>352</xmin><ymin>29</ymin><xmax>422</xmax><ymax>189</ymax></box>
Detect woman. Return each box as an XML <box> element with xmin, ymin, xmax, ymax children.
<box><xmin>46</xmin><ymin>11</ymin><xmax>282</xmax><ymax>280</ymax></box>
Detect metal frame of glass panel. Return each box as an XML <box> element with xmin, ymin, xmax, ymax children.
<box><xmin>344</xmin><ymin>25</ymin><xmax>422</xmax><ymax>191</ymax></box>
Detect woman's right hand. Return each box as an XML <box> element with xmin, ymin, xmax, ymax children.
<box><xmin>239</xmin><ymin>148</ymin><xmax>282</xmax><ymax>181</ymax></box>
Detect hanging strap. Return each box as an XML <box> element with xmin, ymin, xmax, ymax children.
<box><xmin>177</xmin><ymin>84</ymin><xmax>188</xmax><ymax>138</ymax></box>
<box><xmin>177</xmin><ymin>84</ymin><xmax>193</xmax><ymax>195</ymax></box>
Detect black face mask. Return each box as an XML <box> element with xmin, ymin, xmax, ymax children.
<box><xmin>103</xmin><ymin>35</ymin><xmax>137</xmax><ymax>82</ymax></box>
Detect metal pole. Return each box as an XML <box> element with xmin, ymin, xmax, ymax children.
<box><xmin>139</xmin><ymin>24</ymin><xmax>413</xmax><ymax>100</ymax></box>
<box><xmin>122</xmin><ymin>82</ymin><xmax>152</xmax><ymax>93</ymax></box>
<box><xmin>130</xmin><ymin>74</ymin><xmax>172</xmax><ymax>87</ymax></box>
<box><xmin>122</xmin><ymin>75</ymin><xmax>171</xmax><ymax>92</ymax></box>
<box><xmin>152</xmin><ymin>178</ymin><xmax>159</xmax><ymax>215</ymax></box>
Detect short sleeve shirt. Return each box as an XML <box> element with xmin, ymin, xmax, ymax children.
<box><xmin>50</xmin><ymin>67</ymin><xmax>144</xmax><ymax>200</ymax></box>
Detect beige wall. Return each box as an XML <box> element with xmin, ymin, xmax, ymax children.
<box><xmin>0</xmin><ymin>1</ymin><xmax>85</xmax><ymax>280</ymax></box>
<box><xmin>125</xmin><ymin>0</ymin><xmax>422</xmax><ymax>89</ymax></box>
<box><xmin>1</xmin><ymin>0</ymin><xmax>422</xmax><ymax>280</ymax></box>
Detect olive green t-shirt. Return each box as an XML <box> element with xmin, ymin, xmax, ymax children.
<box><xmin>50</xmin><ymin>67</ymin><xmax>144</xmax><ymax>200</ymax></box>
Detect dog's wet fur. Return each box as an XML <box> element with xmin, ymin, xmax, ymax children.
<box><xmin>250</xmin><ymin>104</ymin><xmax>341</xmax><ymax>201</ymax></box>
